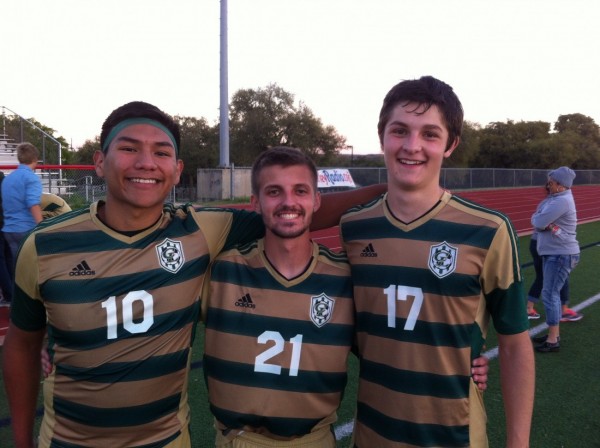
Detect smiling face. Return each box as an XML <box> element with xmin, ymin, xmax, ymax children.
<box><xmin>251</xmin><ymin>164</ymin><xmax>321</xmax><ymax>240</ymax></box>
<box><xmin>93</xmin><ymin>123</ymin><xmax>183</xmax><ymax>228</ymax></box>
<box><xmin>381</xmin><ymin>102</ymin><xmax>459</xmax><ymax>195</ymax></box>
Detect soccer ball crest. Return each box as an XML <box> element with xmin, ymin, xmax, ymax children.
<box><xmin>310</xmin><ymin>293</ymin><xmax>335</xmax><ymax>328</ymax></box>
<box><xmin>428</xmin><ymin>241</ymin><xmax>458</xmax><ymax>279</ymax></box>
<box><xmin>156</xmin><ymin>238</ymin><xmax>185</xmax><ymax>273</ymax></box>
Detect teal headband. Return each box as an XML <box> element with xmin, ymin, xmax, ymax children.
<box><xmin>102</xmin><ymin>118</ymin><xmax>179</xmax><ymax>154</ymax></box>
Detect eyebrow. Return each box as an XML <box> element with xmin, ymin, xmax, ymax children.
<box><xmin>387</xmin><ymin>120</ymin><xmax>444</xmax><ymax>131</ymax></box>
<box><xmin>114</xmin><ymin>135</ymin><xmax>175</xmax><ymax>148</ymax></box>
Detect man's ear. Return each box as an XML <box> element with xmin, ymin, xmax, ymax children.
<box><xmin>250</xmin><ymin>194</ymin><xmax>261</xmax><ymax>214</ymax></box>
<box><xmin>93</xmin><ymin>150</ymin><xmax>105</xmax><ymax>178</ymax></box>
<box><xmin>444</xmin><ymin>137</ymin><xmax>460</xmax><ymax>158</ymax></box>
<box><xmin>313</xmin><ymin>191</ymin><xmax>322</xmax><ymax>213</ymax></box>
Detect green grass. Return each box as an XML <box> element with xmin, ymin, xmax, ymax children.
<box><xmin>2</xmin><ymin>222</ymin><xmax>600</xmax><ymax>447</ymax></box>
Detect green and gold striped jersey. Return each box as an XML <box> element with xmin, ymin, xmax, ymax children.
<box><xmin>340</xmin><ymin>191</ymin><xmax>527</xmax><ymax>448</ymax></box>
<box><xmin>11</xmin><ymin>202</ymin><xmax>263</xmax><ymax>448</ymax></box>
<box><xmin>202</xmin><ymin>239</ymin><xmax>353</xmax><ymax>441</ymax></box>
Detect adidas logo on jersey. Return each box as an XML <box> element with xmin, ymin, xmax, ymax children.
<box><xmin>360</xmin><ymin>243</ymin><xmax>377</xmax><ymax>257</ymax></box>
<box><xmin>235</xmin><ymin>293</ymin><xmax>256</xmax><ymax>309</ymax></box>
<box><xmin>69</xmin><ymin>260</ymin><xmax>95</xmax><ymax>276</ymax></box>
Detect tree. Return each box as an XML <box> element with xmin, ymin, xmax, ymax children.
<box><xmin>1</xmin><ymin>113</ymin><xmax>69</xmax><ymax>164</ymax></box>
<box><xmin>71</xmin><ymin>137</ymin><xmax>100</xmax><ymax>165</ymax></box>
<box><xmin>176</xmin><ymin>116</ymin><xmax>219</xmax><ymax>186</ymax></box>
<box><xmin>228</xmin><ymin>83</ymin><xmax>346</xmax><ymax>166</ymax></box>
<box><xmin>446</xmin><ymin>121</ymin><xmax>481</xmax><ymax>168</ymax></box>
<box><xmin>474</xmin><ymin>120</ymin><xmax>552</xmax><ymax>168</ymax></box>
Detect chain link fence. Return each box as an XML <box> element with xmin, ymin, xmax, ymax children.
<box><xmin>3</xmin><ymin>165</ymin><xmax>597</xmax><ymax>210</ymax></box>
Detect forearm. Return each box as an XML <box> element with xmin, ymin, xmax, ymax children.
<box><xmin>498</xmin><ymin>332</ymin><xmax>535</xmax><ymax>448</ymax></box>
<box><xmin>30</xmin><ymin>204</ymin><xmax>43</xmax><ymax>224</ymax></box>
<box><xmin>312</xmin><ymin>183</ymin><xmax>386</xmax><ymax>230</ymax></box>
<box><xmin>3</xmin><ymin>325</ymin><xmax>45</xmax><ymax>448</ymax></box>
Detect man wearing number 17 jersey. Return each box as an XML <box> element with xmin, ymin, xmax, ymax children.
<box><xmin>341</xmin><ymin>77</ymin><xmax>534</xmax><ymax>448</ymax></box>
<box><xmin>203</xmin><ymin>147</ymin><xmax>354</xmax><ymax>448</ymax></box>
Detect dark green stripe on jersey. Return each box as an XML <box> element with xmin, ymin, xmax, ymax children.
<box><xmin>56</xmin><ymin>349</ymin><xmax>189</xmax><ymax>382</ymax></box>
<box><xmin>205</xmin><ymin>308</ymin><xmax>353</xmax><ymax>346</ymax></box>
<box><xmin>205</xmin><ymin>355</ymin><xmax>347</xmax><ymax>393</ymax></box>
<box><xmin>53</xmin><ymin>393</ymin><xmax>182</xmax><ymax>427</ymax></box>
<box><xmin>356</xmin><ymin>401</ymin><xmax>469</xmax><ymax>447</ymax></box>
<box><xmin>210</xmin><ymin>404</ymin><xmax>322</xmax><ymax>439</ymax></box>
<box><xmin>342</xmin><ymin>216</ymin><xmax>497</xmax><ymax>249</ymax></box>
<box><xmin>359</xmin><ymin>358</ymin><xmax>468</xmax><ymax>399</ymax></box>
<box><xmin>356</xmin><ymin>311</ymin><xmax>474</xmax><ymax>349</ymax></box>
<box><xmin>42</xmin><ymin>256</ymin><xmax>210</xmax><ymax>303</ymax></box>
<box><xmin>49</xmin><ymin>301</ymin><xmax>200</xmax><ymax>350</ymax></box>
<box><xmin>351</xmin><ymin>264</ymin><xmax>481</xmax><ymax>297</ymax></box>
<box><xmin>211</xmin><ymin>260</ymin><xmax>353</xmax><ymax>298</ymax></box>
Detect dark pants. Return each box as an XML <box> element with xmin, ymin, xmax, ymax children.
<box><xmin>0</xmin><ymin>232</ymin><xmax>14</xmax><ymax>301</ymax></box>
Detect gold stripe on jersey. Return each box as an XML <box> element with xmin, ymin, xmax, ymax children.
<box><xmin>12</xmin><ymin>201</ymin><xmax>263</xmax><ymax>448</ymax></box>
<box><xmin>341</xmin><ymin>191</ymin><xmax>526</xmax><ymax>448</ymax></box>
<box><xmin>204</xmin><ymin>239</ymin><xmax>353</xmax><ymax>440</ymax></box>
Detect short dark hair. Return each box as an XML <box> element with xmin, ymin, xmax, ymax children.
<box><xmin>251</xmin><ymin>146</ymin><xmax>318</xmax><ymax>195</ymax></box>
<box><xmin>16</xmin><ymin>142</ymin><xmax>39</xmax><ymax>164</ymax></box>
<box><xmin>100</xmin><ymin>101</ymin><xmax>181</xmax><ymax>152</ymax></box>
<box><xmin>377</xmin><ymin>76</ymin><xmax>463</xmax><ymax>151</ymax></box>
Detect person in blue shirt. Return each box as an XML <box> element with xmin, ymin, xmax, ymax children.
<box><xmin>1</xmin><ymin>142</ymin><xmax>43</xmax><ymax>279</ymax></box>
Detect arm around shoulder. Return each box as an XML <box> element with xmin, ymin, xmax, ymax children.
<box><xmin>312</xmin><ymin>183</ymin><xmax>387</xmax><ymax>230</ymax></box>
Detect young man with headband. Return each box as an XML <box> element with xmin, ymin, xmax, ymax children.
<box><xmin>3</xmin><ymin>101</ymin><xmax>268</xmax><ymax>448</ymax></box>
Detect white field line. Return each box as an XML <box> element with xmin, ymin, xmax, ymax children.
<box><xmin>333</xmin><ymin>291</ymin><xmax>600</xmax><ymax>441</ymax></box>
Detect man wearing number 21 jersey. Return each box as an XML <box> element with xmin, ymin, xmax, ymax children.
<box><xmin>202</xmin><ymin>147</ymin><xmax>353</xmax><ymax>448</ymax></box>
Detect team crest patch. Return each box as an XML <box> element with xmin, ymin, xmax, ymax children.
<box><xmin>310</xmin><ymin>293</ymin><xmax>335</xmax><ymax>328</ymax></box>
<box><xmin>428</xmin><ymin>241</ymin><xmax>458</xmax><ymax>279</ymax></box>
<box><xmin>156</xmin><ymin>238</ymin><xmax>185</xmax><ymax>273</ymax></box>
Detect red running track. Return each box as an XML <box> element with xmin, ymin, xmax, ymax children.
<box><xmin>311</xmin><ymin>185</ymin><xmax>600</xmax><ymax>251</ymax></box>
<box><xmin>1</xmin><ymin>186</ymin><xmax>598</xmax><ymax>343</ymax></box>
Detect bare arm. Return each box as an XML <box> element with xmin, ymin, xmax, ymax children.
<box><xmin>3</xmin><ymin>323</ymin><xmax>46</xmax><ymax>448</ymax></box>
<box><xmin>312</xmin><ymin>184</ymin><xmax>387</xmax><ymax>230</ymax></box>
<box><xmin>497</xmin><ymin>331</ymin><xmax>535</xmax><ymax>448</ymax></box>
<box><xmin>30</xmin><ymin>204</ymin><xmax>43</xmax><ymax>224</ymax></box>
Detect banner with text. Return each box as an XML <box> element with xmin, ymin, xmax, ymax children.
<box><xmin>317</xmin><ymin>169</ymin><xmax>356</xmax><ymax>189</ymax></box>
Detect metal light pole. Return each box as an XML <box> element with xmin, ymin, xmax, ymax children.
<box><xmin>219</xmin><ymin>0</ymin><xmax>230</xmax><ymax>167</ymax></box>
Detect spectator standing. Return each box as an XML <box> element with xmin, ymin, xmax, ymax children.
<box><xmin>0</xmin><ymin>171</ymin><xmax>14</xmax><ymax>306</ymax></box>
<box><xmin>526</xmin><ymin>230</ymin><xmax>582</xmax><ymax>322</ymax></box>
<box><xmin>1</xmin><ymin>142</ymin><xmax>43</xmax><ymax>268</ymax></box>
<box><xmin>530</xmin><ymin>167</ymin><xmax>580</xmax><ymax>352</ymax></box>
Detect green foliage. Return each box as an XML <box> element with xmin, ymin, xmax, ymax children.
<box><xmin>4</xmin><ymin>87</ymin><xmax>600</xmax><ymax>179</ymax></box>
<box><xmin>229</xmin><ymin>83</ymin><xmax>347</xmax><ymax>166</ymax></box>
<box><xmin>1</xmin><ymin>113</ymin><xmax>70</xmax><ymax>164</ymax></box>
<box><xmin>70</xmin><ymin>137</ymin><xmax>100</xmax><ymax>165</ymax></box>
<box><xmin>176</xmin><ymin>116</ymin><xmax>219</xmax><ymax>186</ymax></box>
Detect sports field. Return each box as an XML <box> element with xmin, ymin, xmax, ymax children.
<box><xmin>1</xmin><ymin>186</ymin><xmax>599</xmax><ymax>447</ymax></box>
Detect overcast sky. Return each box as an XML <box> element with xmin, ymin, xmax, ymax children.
<box><xmin>2</xmin><ymin>0</ymin><xmax>599</xmax><ymax>155</ymax></box>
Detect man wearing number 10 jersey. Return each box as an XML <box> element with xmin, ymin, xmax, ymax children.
<box><xmin>341</xmin><ymin>77</ymin><xmax>534</xmax><ymax>448</ymax></box>
<box><xmin>3</xmin><ymin>101</ymin><xmax>265</xmax><ymax>448</ymax></box>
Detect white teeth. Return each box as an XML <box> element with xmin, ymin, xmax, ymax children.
<box><xmin>131</xmin><ymin>178</ymin><xmax>157</xmax><ymax>184</ymax></box>
<box><xmin>400</xmin><ymin>160</ymin><xmax>423</xmax><ymax>165</ymax></box>
<box><xmin>280</xmin><ymin>213</ymin><xmax>299</xmax><ymax>219</ymax></box>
